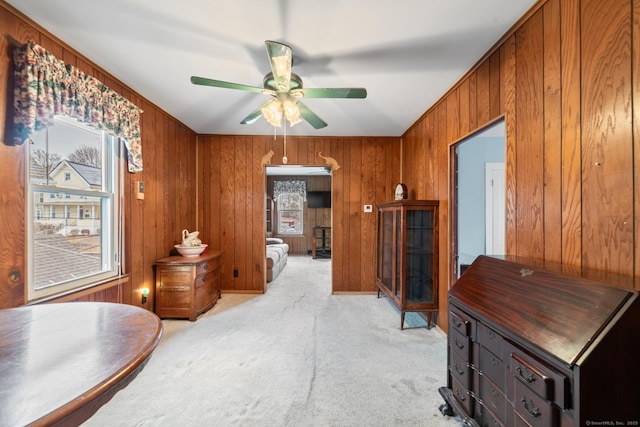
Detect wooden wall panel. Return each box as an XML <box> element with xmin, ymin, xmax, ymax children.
<box><xmin>401</xmin><ymin>0</ymin><xmax>640</xmax><ymax>331</ymax></box>
<box><xmin>515</xmin><ymin>10</ymin><xmax>545</xmax><ymax>259</ymax></box>
<box><xmin>0</xmin><ymin>3</ymin><xmax>199</xmax><ymax>309</ymax></box>
<box><xmin>560</xmin><ymin>0</ymin><xmax>583</xmax><ymax>267</ymax></box>
<box><xmin>634</xmin><ymin>0</ymin><xmax>640</xmax><ymax>279</ymax></box>
<box><xmin>201</xmin><ymin>136</ymin><xmax>399</xmax><ymax>294</ymax></box>
<box><xmin>502</xmin><ymin>36</ymin><xmax>518</xmax><ymax>259</ymax></box>
<box><xmin>0</xmin><ymin>6</ymin><xmax>37</xmax><ymax>308</ymax></box>
<box><xmin>542</xmin><ymin>0</ymin><xmax>563</xmax><ymax>262</ymax></box>
<box><xmin>581</xmin><ymin>0</ymin><xmax>634</xmax><ymax>275</ymax></box>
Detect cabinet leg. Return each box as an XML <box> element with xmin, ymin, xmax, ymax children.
<box><xmin>427</xmin><ymin>312</ymin><xmax>433</xmax><ymax>329</ymax></box>
<box><xmin>401</xmin><ymin>312</ymin><xmax>405</xmax><ymax>330</ymax></box>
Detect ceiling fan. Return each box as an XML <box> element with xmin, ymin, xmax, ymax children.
<box><xmin>191</xmin><ymin>40</ymin><xmax>367</xmax><ymax>130</ymax></box>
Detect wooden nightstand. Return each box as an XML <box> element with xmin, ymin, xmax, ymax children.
<box><xmin>154</xmin><ymin>251</ymin><xmax>222</xmax><ymax>321</ymax></box>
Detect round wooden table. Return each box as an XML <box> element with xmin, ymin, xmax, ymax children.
<box><xmin>0</xmin><ymin>302</ymin><xmax>163</xmax><ymax>426</ymax></box>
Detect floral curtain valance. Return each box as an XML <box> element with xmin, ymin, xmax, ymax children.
<box><xmin>273</xmin><ymin>180</ymin><xmax>307</xmax><ymax>202</ymax></box>
<box><xmin>13</xmin><ymin>41</ymin><xmax>143</xmax><ymax>173</ymax></box>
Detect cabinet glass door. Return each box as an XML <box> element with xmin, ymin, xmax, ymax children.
<box><xmin>404</xmin><ymin>209</ymin><xmax>434</xmax><ymax>303</ymax></box>
<box><xmin>378</xmin><ymin>210</ymin><xmax>394</xmax><ymax>292</ymax></box>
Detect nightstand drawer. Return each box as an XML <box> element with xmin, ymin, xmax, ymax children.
<box><xmin>196</xmin><ymin>256</ymin><xmax>220</xmax><ymax>276</ymax></box>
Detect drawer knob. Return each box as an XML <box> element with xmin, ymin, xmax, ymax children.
<box><xmin>452</xmin><ymin>317</ymin><xmax>462</xmax><ymax>328</ymax></box>
<box><xmin>455</xmin><ymin>389</ymin><xmax>466</xmax><ymax>402</ymax></box>
<box><xmin>516</xmin><ymin>365</ymin><xmax>536</xmax><ymax>383</ymax></box>
<box><xmin>454</xmin><ymin>337</ymin><xmax>465</xmax><ymax>350</ymax></box>
<box><xmin>455</xmin><ymin>362</ymin><xmax>465</xmax><ymax>376</ymax></box>
<box><xmin>520</xmin><ymin>396</ymin><xmax>541</xmax><ymax>418</ymax></box>
<box><xmin>203</xmin><ymin>263</ymin><xmax>209</xmax><ymax>270</ymax></box>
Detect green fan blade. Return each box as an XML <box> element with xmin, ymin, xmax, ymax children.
<box><xmin>291</xmin><ymin>87</ymin><xmax>367</xmax><ymax>99</ymax></box>
<box><xmin>265</xmin><ymin>40</ymin><xmax>292</xmax><ymax>91</ymax></box>
<box><xmin>191</xmin><ymin>76</ymin><xmax>275</xmax><ymax>96</ymax></box>
<box><xmin>297</xmin><ymin>101</ymin><xmax>327</xmax><ymax>129</ymax></box>
<box><xmin>240</xmin><ymin>100</ymin><xmax>273</xmax><ymax>125</ymax></box>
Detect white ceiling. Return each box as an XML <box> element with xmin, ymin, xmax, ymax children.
<box><xmin>7</xmin><ymin>0</ymin><xmax>536</xmax><ymax>137</ymax></box>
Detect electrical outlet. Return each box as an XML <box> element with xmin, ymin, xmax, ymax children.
<box><xmin>363</xmin><ymin>204</ymin><xmax>373</xmax><ymax>213</ymax></box>
<box><xmin>233</xmin><ymin>268</ymin><xmax>239</xmax><ymax>278</ymax></box>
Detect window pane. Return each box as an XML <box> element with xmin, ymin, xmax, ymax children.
<box><xmin>29</xmin><ymin>117</ymin><xmax>104</xmax><ymax>191</ymax></box>
<box><xmin>277</xmin><ymin>192</ymin><xmax>303</xmax><ymax>234</ymax></box>
<box><xmin>32</xmin><ymin>190</ymin><xmax>110</xmax><ymax>290</ymax></box>
<box><xmin>28</xmin><ymin>116</ymin><xmax>118</xmax><ymax>300</ymax></box>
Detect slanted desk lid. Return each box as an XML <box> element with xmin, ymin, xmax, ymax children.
<box><xmin>450</xmin><ymin>256</ymin><xmax>635</xmax><ymax>365</ymax></box>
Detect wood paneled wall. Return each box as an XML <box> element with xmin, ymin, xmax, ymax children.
<box><xmin>197</xmin><ymin>135</ymin><xmax>400</xmax><ymax>293</ymax></box>
<box><xmin>0</xmin><ymin>2</ymin><xmax>198</xmax><ymax>309</ymax></box>
<box><xmin>403</xmin><ymin>0</ymin><xmax>640</xmax><ymax>331</ymax></box>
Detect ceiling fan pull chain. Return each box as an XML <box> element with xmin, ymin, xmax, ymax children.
<box><xmin>283</xmin><ymin>121</ymin><xmax>288</xmax><ymax>165</ymax></box>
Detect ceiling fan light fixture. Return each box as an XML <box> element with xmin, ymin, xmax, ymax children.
<box><xmin>282</xmin><ymin>99</ymin><xmax>302</xmax><ymax>126</ymax></box>
<box><xmin>272</xmin><ymin>55</ymin><xmax>291</xmax><ymax>81</ymax></box>
<box><xmin>262</xmin><ymin>99</ymin><xmax>282</xmax><ymax>127</ymax></box>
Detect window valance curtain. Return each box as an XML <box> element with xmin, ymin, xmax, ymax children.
<box><xmin>13</xmin><ymin>41</ymin><xmax>143</xmax><ymax>173</ymax></box>
<box><xmin>273</xmin><ymin>180</ymin><xmax>307</xmax><ymax>201</ymax></box>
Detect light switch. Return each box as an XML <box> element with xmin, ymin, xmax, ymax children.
<box><xmin>136</xmin><ymin>181</ymin><xmax>144</xmax><ymax>200</ymax></box>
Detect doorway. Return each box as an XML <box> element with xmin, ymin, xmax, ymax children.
<box><xmin>451</xmin><ymin>119</ymin><xmax>506</xmax><ymax>281</ymax></box>
<box><xmin>264</xmin><ymin>165</ymin><xmax>333</xmax><ymax>284</ymax></box>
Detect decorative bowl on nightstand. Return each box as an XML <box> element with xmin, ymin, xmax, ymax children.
<box><xmin>174</xmin><ymin>244</ymin><xmax>207</xmax><ymax>257</ymax></box>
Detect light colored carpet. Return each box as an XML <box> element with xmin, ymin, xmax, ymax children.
<box><xmin>83</xmin><ymin>256</ymin><xmax>462</xmax><ymax>426</ymax></box>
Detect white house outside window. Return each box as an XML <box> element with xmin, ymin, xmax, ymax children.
<box><xmin>277</xmin><ymin>193</ymin><xmax>303</xmax><ymax>234</ymax></box>
<box><xmin>27</xmin><ymin>115</ymin><xmax>122</xmax><ymax>301</ymax></box>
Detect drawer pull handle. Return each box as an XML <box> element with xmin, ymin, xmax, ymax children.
<box><xmin>490</xmin><ymin>354</ymin><xmax>499</xmax><ymax>366</ymax></box>
<box><xmin>455</xmin><ymin>389</ymin><xmax>466</xmax><ymax>402</ymax></box>
<box><xmin>490</xmin><ymin>385</ymin><xmax>498</xmax><ymax>398</ymax></box>
<box><xmin>203</xmin><ymin>263</ymin><xmax>208</xmax><ymax>270</ymax></box>
<box><xmin>520</xmin><ymin>396</ymin><xmax>541</xmax><ymax>418</ymax></box>
<box><xmin>455</xmin><ymin>362</ymin><xmax>465</xmax><ymax>376</ymax></box>
<box><xmin>452</xmin><ymin>317</ymin><xmax>463</xmax><ymax>328</ymax></box>
<box><xmin>454</xmin><ymin>338</ymin><xmax>465</xmax><ymax>350</ymax></box>
<box><xmin>516</xmin><ymin>365</ymin><xmax>536</xmax><ymax>383</ymax></box>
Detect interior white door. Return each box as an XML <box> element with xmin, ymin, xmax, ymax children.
<box><xmin>485</xmin><ymin>162</ymin><xmax>505</xmax><ymax>254</ymax></box>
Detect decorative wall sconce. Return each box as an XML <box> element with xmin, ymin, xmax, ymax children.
<box><xmin>141</xmin><ymin>287</ymin><xmax>150</xmax><ymax>304</ymax></box>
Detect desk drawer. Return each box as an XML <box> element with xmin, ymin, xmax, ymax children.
<box><xmin>510</xmin><ymin>353</ymin><xmax>556</xmax><ymax>402</ymax></box>
<box><xmin>477</xmin><ymin>322</ymin><xmax>504</xmax><ymax>360</ymax></box>
<box><xmin>452</xmin><ymin>376</ymin><xmax>474</xmax><ymax>417</ymax></box>
<box><xmin>513</xmin><ymin>377</ymin><xmax>558</xmax><ymax>427</ymax></box>
<box><xmin>479</xmin><ymin>374</ymin><xmax>507</xmax><ymax>425</ymax></box>
<box><xmin>450</xmin><ymin>307</ymin><xmax>475</xmax><ymax>338</ymax></box>
<box><xmin>450</xmin><ymin>349</ymin><xmax>471</xmax><ymax>389</ymax></box>
<box><xmin>450</xmin><ymin>327</ymin><xmax>471</xmax><ymax>359</ymax></box>
<box><xmin>479</xmin><ymin>346</ymin><xmax>505</xmax><ymax>391</ymax></box>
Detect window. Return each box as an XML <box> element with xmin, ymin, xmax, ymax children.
<box><xmin>277</xmin><ymin>193</ymin><xmax>303</xmax><ymax>234</ymax></box>
<box><xmin>27</xmin><ymin>115</ymin><xmax>121</xmax><ymax>301</ymax></box>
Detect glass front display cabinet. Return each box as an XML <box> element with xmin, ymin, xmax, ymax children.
<box><xmin>376</xmin><ymin>200</ymin><xmax>439</xmax><ymax>329</ymax></box>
